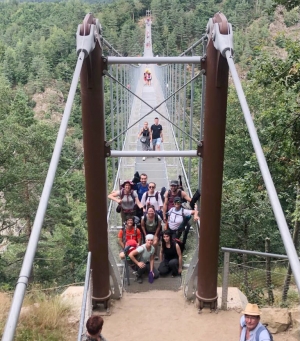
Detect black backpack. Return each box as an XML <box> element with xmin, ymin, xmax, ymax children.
<box><xmin>145</xmin><ymin>191</ymin><xmax>159</xmax><ymax>202</ymax></box>
<box><xmin>190</xmin><ymin>189</ymin><xmax>201</xmax><ymax>210</ymax></box>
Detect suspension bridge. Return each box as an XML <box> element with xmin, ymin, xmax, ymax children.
<box><xmin>2</xmin><ymin>11</ymin><xmax>300</xmax><ymax>341</ymax></box>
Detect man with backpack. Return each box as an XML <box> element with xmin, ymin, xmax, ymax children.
<box><xmin>165</xmin><ymin>197</ymin><xmax>199</xmax><ymax>241</ymax></box>
<box><xmin>162</xmin><ymin>180</ymin><xmax>192</xmax><ymax>223</ymax></box>
<box><xmin>133</xmin><ymin>173</ymin><xmax>149</xmax><ymax>219</ymax></box>
<box><xmin>239</xmin><ymin>303</ymin><xmax>272</xmax><ymax>341</ymax></box>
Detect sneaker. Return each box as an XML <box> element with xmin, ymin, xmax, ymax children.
<box><xmin>157</xmin><ymin>157</ymin><xmax>161</xmax><ymax>161</ymax></box>
<box><xmin>143</xmin><ymin>157</ymin><xmax>146</xmax><ymax>161</ymax></box>
<box><xmin>137</xmin><ymin>276</ymin><xmax>143</xmax><ymax>284</ymax></box>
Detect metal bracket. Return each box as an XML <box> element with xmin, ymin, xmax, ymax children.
<box><xmin>197</xmin><ymin>141</ymin><xmax>203</xmax><ymax>158</ymax></box>
<box><xmin>104</xmin><ymin>142</ymin><xmax>111</xmax><ymax>158</ymax></box>
<box><xmin>212</xmin><ymin>22</ymin><xmax>234</xmax><ymax>58</ymax></box>
<box><xmin>200</xmin><ymin>56</ymin><xmax>206</xmax><ymax>74</ymax></box>
<box><xmin>76</xmin><ymin>24</ymin><xmax>96</xmax><ymax>58</ymax></box>
<box><xmin>102</xmin><ymin>56</ymin><xmax>108</xmax><ymax>73</ymax></box>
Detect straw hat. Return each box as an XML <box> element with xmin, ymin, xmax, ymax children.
<box><xmin>242</xmin><ymin>303</ymin><xmax>262</xmax><ymax>316</ymax></box>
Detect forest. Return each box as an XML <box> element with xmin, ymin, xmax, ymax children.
<box><xmin>0</xmin><ymin>0</ymin><xmax>299</xmax><ymax>307</ymax></box>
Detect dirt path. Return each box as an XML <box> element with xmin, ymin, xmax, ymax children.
<box><xmin>99</xmin><ymin>290</ymin><xmax>294</xmax><ymax>341</ymax></box>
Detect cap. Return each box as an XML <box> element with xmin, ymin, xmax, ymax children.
<box><xmin>170</xmin><ymin>180</ymin><xmax>179</xmax><ymax>186</ymax></box>
<box><xmin>145</xmin><ymin>234</ymin><xmax>154</xmax><ymax>240</ymax></box>
<box><xmin>242</xmin><ymin>303</ymin><xmax>261</xmax><ymax>316</ymax></box>
<box><xmin>174</xmin><ymin>197</ymin><xmax>182</xmax><ymax>203</ymax></box>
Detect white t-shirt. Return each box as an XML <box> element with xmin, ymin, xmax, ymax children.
<box><xmin>136</xmin><ymin>244</ymin><xmax>155</xmax><ymax>263</ymax></box>
<box><xmin>168</xmin><ymin>207</ymin><xmax>192</xmax><ymax>230</ymax></box>
<box><xmin>141</xmin><ymin>191</ymin><xmax>163</xmax><ymax>211</ymax></box>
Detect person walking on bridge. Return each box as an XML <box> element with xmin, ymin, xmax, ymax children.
<box><xmin>137</xmin><ymin>122</ymin><xmax>151</xmax><ymax>161</ymax></box>
<box><xmin>239</xmin><ymin>303</ymin><xmax>272</xmax><ymax>341</ymax></box>
<box><xmin>151</xmin><ymin>117</ymin><xmax>163</xmax><ymax>160</ymax></box>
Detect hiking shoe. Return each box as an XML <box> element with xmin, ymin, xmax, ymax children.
<box><xmin>143</xmin><ymin>157</ymin><xmax>146</xmax><ymax>161</ymax></box>
<box><xmin>154</xmin><ymin>256</ymin><xmax>159</xmax><ymax>261</ymax></box>
<box><xmin>137</xmin><ymin>276</ymin><xmax>143</xmax><ymax>284</ymax></box>
<box><xmin>157</xmin><ymin>157</ymin><xmax>161</xmax><ymax>161</ymax></box>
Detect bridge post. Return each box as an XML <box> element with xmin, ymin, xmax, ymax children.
<box><xmin>79</xmin><ymin>14</ymin><xmax>111</xmax><ymax>306</ymax></box>
<box><xmin>196</xmin><ymin>13</ymin><xmax>229</xmax><ymax>311</ymax></box>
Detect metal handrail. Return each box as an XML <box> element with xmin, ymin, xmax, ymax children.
<box><xmin>77</xmin><ymin>252</ymin><xmax>92</xmax><ymax>341</ymax></box>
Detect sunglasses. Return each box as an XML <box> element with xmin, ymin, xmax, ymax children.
<box><xmin>174</xmin><ymin>201</ymin><xmax>181</xmax><ymax>204</ymax></box>
<box><xmin>149</xmin><ymin>186</ymin><xmax>155</xmax><ymax>189</ymax></box>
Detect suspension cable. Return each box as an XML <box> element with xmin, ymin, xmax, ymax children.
<box><xmin>1</xmin><ymin>50</ymin><xmax>86</xmax><ymax>341</ymax></box>
<box><xmin>225</xmin><ymin>50</ymin><xmax>300</xmax><ymax>293</ymax></box>
<box><xmin>104</xmin><ymin>70</ymin><xmax>203</xmax><ymax>146</ymax></box>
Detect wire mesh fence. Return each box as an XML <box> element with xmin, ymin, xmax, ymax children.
<box><xmin>220</xmin><ymin>251</ymin><xmax>299</xmax><ymax>308</ymax></box>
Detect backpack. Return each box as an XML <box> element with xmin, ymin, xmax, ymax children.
<box><xmin>122</xmin><ymin>224</ymin><xmax>138</xmax><ymax>246</ymax></box>
<box><xmin>143</xmin><ymin>213</ymin><xmax>159</xmax><ymax>226</ymax></box>
<box><xmin>173</xmin><ymin>238</ymin><xmax>185</xmax><ymax>253</ymax></box>
<box><xmin>190</xmin><ymin>189</ymin><xmax>201</xmax><ymax>210</ymax></box>
<box><xmin>160</xmin><ymin>186</ymin><xmax>166</xmax><ymax>203</ymax></box>
<box><xmin>241</xmin><ymin>323</ymin><xmax>273</xmax><ymax>341</ymax></box>
<box><xmin>120</xmin><ymin>188</ymin><xmax>135</xmax><ymax>201</ymax></box>
<box><xmin>145</xmin><ymin>191</ymin><xmax>159</xmax><ymax>202</ymax></box>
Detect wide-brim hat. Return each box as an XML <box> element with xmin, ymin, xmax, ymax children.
<box><xmin>242</xmin><ymin>303</ymin><xmax>261</xmax><ymax>316</ymax></box>
<box><xmin>121</xmin><ymin>180</ymin><xmax>134</xmax><ymax>188</ymax></box>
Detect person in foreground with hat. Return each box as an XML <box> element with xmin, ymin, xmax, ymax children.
<box><xmin>108</xmin><ymin>180</ymin><xmax>143</xmax><ymax>223</ymax></box>
<box><xmin>239</xmin><ymin>303</ymin><xmax>272</xmax><ymax>341</ymax></box>
<box><xmin>129</xmin><ymin>234</ymin><xmax>159</xmax><ymax>283</ymax></box>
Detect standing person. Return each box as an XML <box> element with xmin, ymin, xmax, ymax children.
<box><xmin>137</xmin><ymin>122</ymin><xmax>151</xmax><ymax>161</ymax></box>
<box><xmin>108</xmin><ymin>180</ymin><xmax>143</xmax><ymax>223</ymax></box>
<box><xmin>141</xmin><ymin>205</ymin><xmax>161</xmax><ymax>256</ymax></box>
<box><xmin>129</xmin><ymin>234</ymin><xmax>159</xmax><ymax>283</ymax></box>
<box><xmin>158</xmin><ymin>230</ymin><xmax>182</xmax><ymax>277</ymax></box>
<box><xmin>146</xmin><ymin>71</ymin><xmax>152</xmax><ymax>86</ymax></box>
<box><xmin>165</xmin><ymin>197</ymin><xmax>199</xmax><ymax>242</ymax></box>
<box><xmin>133</xmin><ymin>173</ymin><xmax>149</xmax><ymax>219</ymax></box>
<box><xmin>239</xmin><ymin>303</ymin><xmax>272</xmax><ymax>341</ymax></box>
<box><xmin>83</xmin><ymin>315</ymin><xmax>107</xmax><ymax>341</ymax></box>
<box><xmin>141</xmin><ymin>182</ymin><xmax>163</xmax><ymax>213</ymax></box>
<box><xmin>150</xmin><ymin>117</ymin><xmax>163</xmax><ymax>160</ymax></box>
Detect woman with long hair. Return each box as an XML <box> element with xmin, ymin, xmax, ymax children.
<box><xmin>158</xmin><ymin>230</ymin><xmax>182</xmax><ymax>277</ymax></box>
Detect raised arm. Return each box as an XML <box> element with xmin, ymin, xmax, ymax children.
<box><xmin>108</xmin><ymin>190</ymin><xmax>121</xmax><ymax>204</ymax></box>
<box><xmin>182</xmin><ymin>190</ymin><xmax>191</xmax><ymax>203</ymax></box>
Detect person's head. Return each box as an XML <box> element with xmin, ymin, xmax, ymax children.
<box><xmin>242</xmin><ymin>303</ymin><xmax>261</xmax><ymax>331</ymax></box>
<box><xmin>86</xmin><ymin>315</ymin><xmax>104</xmax><ymax>336</ymax></box>
<box><xmin>126</xmin><ymin>216</ymin><xmax>134</xmax><ymax>228</ymax></box>
<box><xmin>121</xmin><ymin>180</ymin><xmax>133</xmax><ymax>192</ymax></box>
<box><xmin>170</xmin><ymin>180</ymin><xmax>179</xmax><ymax>192</ymax></box>
<box><xmin>154</xmin><ymin>117</ymin><xmax>159</xmax><ymax>124</ymax></box>
<box><xmin>145</xmin><ymin>234</ymin><xmax>154</xmax><ymax>246</ymax></box>
<box><xmin>147</xmin><ymin>205</ymin><xmax>156</xmax><ymax>216</ymax></box>
<box><xmin>140</xmin><ymin>173</ymin><xmax>148</xmax><ymax>185</ymax></box>
<box><xmin>162</xmin><ymin>229</ymin><xmax>172</xmax><ymax>249</ymax></box>
<box><xmin>174</xmin><ymin>196</ymin><xmax>182</xmax><ymax>208</ymax></box>
<box><xmin>148</xmin><ymin>182</ymin><xmax>156</xmax><ymax>193</ymax></box>
<box><xmin>143</xmin><ymin>121</ymin><xmax>148</xmax><ymax>128</ymax></box>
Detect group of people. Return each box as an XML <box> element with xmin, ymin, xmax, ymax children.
<box><xmin>137</xmin><ymin>117</ymin><xmax>163</xmax><ymax>161</ymax></box>
<box><xmin>108</xmin><ymin>171</ymin><xmax>200</xmax><ymax>284</ymax></box>
<box><xmin>143</xmin><ymin>67</ymin><xmax>152</xmax><ymax>85</ymax></box>
<box><xmin>82</xmin><ymin>301</ymin><xmax>272</xmax><ymax>341</ymax></box>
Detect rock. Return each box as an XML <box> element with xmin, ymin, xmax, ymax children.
<box><xmin>261</xmin><ymin>307</ymin><xmax>290</xmax><ymax>333</ymax></box>
<box><xmin>290</xmin><ymin>306</ymin><xmax>300</xmax><ymax>340</ymax></box>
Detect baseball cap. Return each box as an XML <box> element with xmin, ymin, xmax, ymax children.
<box><xmin>170</xmin><ymin>180</ymin><xmax>179</xmax><ymax>186</ymax></box>
<box><xmin>174</xmin><ymin>197</ymin><xmax>182</xmax><ymax>203</ymax></box>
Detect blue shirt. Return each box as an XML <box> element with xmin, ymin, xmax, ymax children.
<box><xmin>240</xmin><ymin>315</ymin><xmax>271</xmax><ymax>341</ymax></box>
<box><xmin>134</xmin><ymin>182</ymin><xmax>149</xmax><ymax>201</ymax></box>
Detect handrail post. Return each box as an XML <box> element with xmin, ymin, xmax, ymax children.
<box><xmin>221</xmin><ymin>252</ymin><xmax>230</xmax><ymax>310</ymax></box>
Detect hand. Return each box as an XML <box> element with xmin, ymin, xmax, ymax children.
<box><xmin>178</xmin><ymin>267</ymin><xmax>182</xmax><ymax>274</ymax></box>
<box><xmin>118</xmin><ymin>199</ymin><xmax>122</xmax><ymax>204</ymax></box>
<box><xmin>137</xmin><ymin>261</ymin><xmax>146</xmax><ymax>269</ymax></box>
<box><xmin>163</xmin><ymin>217</ymin><xmax>167</xmax><ymax>223</ymax></box>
